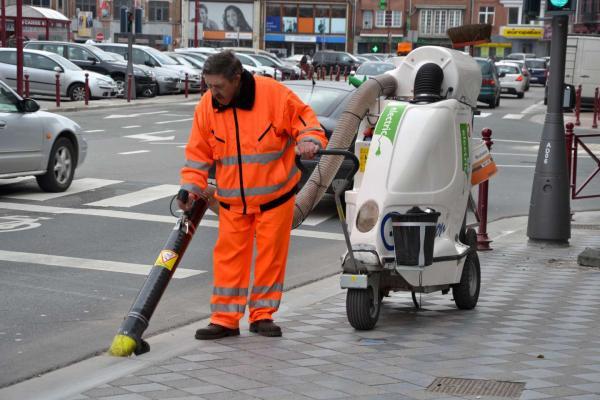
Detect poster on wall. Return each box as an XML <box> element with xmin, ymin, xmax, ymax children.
<box><xmin>77</xmin><ymin>11</ymin><xmax>93</xmax><ymax>37</ymax></box>
<box><xmin>189</xmin><ymin>2</ymin><xmax>253</xmax><ymax>32</ymax></box>
<box><xmin>266</xmin><ymin>16</ymin><xmax>281</xmax><ymax>32</ymax></box>
<box><xmin>100</xmin><ymin>0</ymin><xmax>110</xmax><ymax>18</ymax></box>
<box><xmin>315</xmin><ymin>18</ymin><xmax>329</xmax><ymax>34</ymax></box>
<box><xmin>282</xmin><ymin>17</ymin><xmax>297</xmax><ymax>33</ymax></box>
<box><xmin>330</xmin><ymin>18</ymin><xmax>346</xmax><ymax>34</ymax></box>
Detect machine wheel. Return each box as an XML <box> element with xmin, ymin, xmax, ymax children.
<box><xmin>464</xmin><ymin>227</ymin><xmax>478</xmax><ymax>252</ymax></box>
<box><xmin>36</xmin><ymin>137</ymin><xmax>75</xmax><ymax>192</ymax></box>
<box><xmin>453</xmin><ymin>252</ymin><xmax>480</xmax><ymax>310</ymax></box>
<box><xmin>346</xmin><ymin>287</ymin><xmax>380</xmax><ymax>330</ymax></box>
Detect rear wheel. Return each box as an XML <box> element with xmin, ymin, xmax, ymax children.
<box><xmin>453</xmin><ymin>252</ymin><xmax>480</xmax><ymax>310</ymax></box>
<box><xmin>36</xmin><ymin>137</ymin><xmax>76</xmax><ymax>192</ymax></box>
<box><xmin>346</xmin><ymin>286</ymin><xmax>380</xmax><ymax>330</ymax></box>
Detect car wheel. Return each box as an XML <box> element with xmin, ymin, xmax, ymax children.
<box><xmin>488</xmin><ymin>99</ymin><xmax>495</xmax><ymax>109</ymax></box>
<box><xmin>141</xmin><ymin>85</ymin><xmax>156</xmax><ymax>98</ymax></box>
<box><xmin>517</xmin><ymin>92</ymin><xmax>524</xmax><ymax>99</ymax></box>
<box><xmin>112</xmin><ymin>74</ymin><xmax>125</xmax><ymax>97</ymax></box>
<box><xmin>36</xmin><ymin>137</ymin><xmax>76</xmax><ymax>192</ymax></box>
<box><xmin>68</xmin><ymin>83</ymin><xmax>86</xmax><ymax>102</ymax></box>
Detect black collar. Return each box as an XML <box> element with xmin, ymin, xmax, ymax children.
<box><xmin>211</xmin><ymin>69</ymin><xmax>255</xmax><ymax>112</ymax></box>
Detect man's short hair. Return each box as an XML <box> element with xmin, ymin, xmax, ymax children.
<box><xmin>203</xmin><ymin>51</ymin><xmax>243</xmax><ymax>81</ymax></box>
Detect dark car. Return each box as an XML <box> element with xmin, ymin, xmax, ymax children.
<box><xmin>312</xmin><ymin>51</ymin><xmax>361</xmax><ymax>71</ymax></box>
<box><xmin>24</xmin><ymin>41</ymin><xmax>157</xmax><ymax>97</ymax></box>
<box><xmin>475</xmin><ymin>57</ymin><xmax>501</xmax><ymax>109</ymax></box>
<box><xmin>525</xmin><ymin>58</ymin><xmax>547</xmax><ymax>86</ymax></box>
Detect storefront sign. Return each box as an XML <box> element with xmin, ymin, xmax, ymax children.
<box><xmin>225</xmin><ymin>31</ymin><xmax>252</xmax><ymax>40</ymax></box>
<box><xmin>284</xmin><ymin>35</ymin><xmax>316</xmax><ymax>43</ymax></box>
<box><xmin>500</xmin><ymin>26</ymin><xmax>544</xmax><ymax>39</ymax></box>
<box><xmin>266</xmin><ymin>16</ymin><xmax>281</xmax><ymax>33</ymax></box>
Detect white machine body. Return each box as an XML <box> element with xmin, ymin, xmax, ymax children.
<box><xmin>344</xmin><ymin>46</ymin><xmax>481</xmax><ymax>289</ymax></box>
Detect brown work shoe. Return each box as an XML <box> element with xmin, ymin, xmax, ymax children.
<box><xmin>195</xmin><ymin>323</ymin><xmax>240</xmax><ymax>340</ymax></box>
<box><xmin>249</xmin><ymin>319</ymin><xmax>282</xmax><ymax>337</ymax></box>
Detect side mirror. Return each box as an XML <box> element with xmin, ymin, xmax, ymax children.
<box><xmin>499</xmin><ymin>72</ymin><xmax>506</xmax><ymax>78</ymax></box>
<box><xmin>19</xmin><ymin>98</ymin><xmax>40</xmax><ymax>113</ymax></box>
<box><xmin>53</xmin><ymin>66</ymin><xmax>63</xmax><ymax>73</ymax></box>
<box><xmin>87</xmin><ymin>57</ymin><xmax>97</xmax><ymax>64</ymax></box>
<box><xmin>144</xmin><ymin>60</ymin><xmax>154</xmax><ymax>67</ymax></box>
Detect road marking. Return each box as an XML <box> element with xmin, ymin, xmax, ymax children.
<box><xmin>181</xmin><ymin>101</ymin><xmax>199</xmax><ymax>105</ymax></box>
<box><xmin>2</xmin><ymin>178</ymin><xmax>122</xmax><ymax>201</ymax></box>
<box><xmin>149</xmin><ymin>142</ymin><xmax>187</xmax><ymax>145</ymax></box>
<box><xmin>85</xmin><ymin>184</ymin><xmax>180</xmax><ymax>208</ymax></box>
<box><xmin>0</xmin><ymin>177</ymin><xmax>34</xmax><ymax>186</ymax></box>
<box><xmin>492</xmin><ymin>139</ymin><xmax>539</xmax><ymax>144</ymax></box>
<box><xmin>0</xmin><ymin>215</ymin><xmax>51</xmax><ymax>232</ymax></box>
<box><xmin>118</xmin><ymin>150</ymin><xmax>150</xmax><ymax>155</ymax></box>
<box><xmin>496</xmin><ymin>165</ymin><xmax>535</xmax><ymax>168</ymax></box>
<box><xmin>178</xmin><ymin>145</ymin><xmax>186</xmax><ymax>148</ymax></box>
<box><xmin>122</xmin><ymin>125</ymin><xmax>141</xmax><ymax>129</ymax></box>
<box><xmin>521</xmin><ymin>103</ymin><xmax>544</xmax><ymax>114</ymax></box>
<box><xmin>125</xmin><ymin>130</ymin><xmax>175</xmax><ymax>142</ymax></box>
<box><xmin>84</xmin><ymin>129</ymin><xmax>105</xmax><ymax>133</ymax></box>
<box><xmin>475</xmin><ymin>113</ymin><xmax>491</xmax><ymax>118</ymax></box>
<box><xmin>164</xmin><ymin>113</ymin><xmax>190</xmax><ymax>117</ymax></box>
<box><xmin>302</xmin><ymin>212</ymin><xmax>335</xmax><ymax>226</ymax></box>
<box><xmin>105</xmin><ymin>111</ymin><xmax>168</xmax><ymax>119</ymax></box>
<box><xmin>503</xmin><ymin>114</ymin><xmax>525</xmax><ymax>120</ymax></box>
<box><xmin>0</xmin><ymin>250</ymin><xmax>204</xmax><ymax>278</ymax></box>
<box><xmin>155</xmin><ymin>118</ymin><xmax>193</xmax><ymax>125</ymax></box>
<box><xmin>0</xmin><ymin>202</ymin><xmax>345</xmax><ymax>241</ymax></box>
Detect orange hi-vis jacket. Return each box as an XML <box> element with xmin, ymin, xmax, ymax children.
<box><xmin>181</xmin><ymin>70</ymin><xmax>328</xmax><ymax>214</ymax></box>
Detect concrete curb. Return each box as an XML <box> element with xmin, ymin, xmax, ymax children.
<box><xmin>38</xmin><ymin>95</ymin><xmax>202</xmax><ymax>114</ymax></box>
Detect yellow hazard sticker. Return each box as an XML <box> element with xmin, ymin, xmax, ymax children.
<box><xmin>359</xmin><ymin>146</ymin><xmax>369</xmax><ymax>172</ymax></box>
<box><xmin>155</xmin><ymin>250</ymin><xmax>179</xmax><ymax>271</ymax></box>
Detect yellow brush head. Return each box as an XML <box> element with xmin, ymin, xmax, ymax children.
<box><xmin>108</xmin><ymin>334</ymin><xmax>137</xmax><ymax>357</ymax></box>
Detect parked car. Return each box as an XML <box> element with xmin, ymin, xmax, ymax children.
<box><xmin>311</xmin><ymin>50</ymin><xmax>361</xmax><ymax>71</ymax></box>
<box><xmin>357</xmin><ymin>54</ymin><xmax>384</xmax><ymax>62</ymax></box>
<box><xmin>24</xmin><ymin>41</ymin><xmax>157</xmax><ymax>97</ymax></box>
<box><xmin>505</xmin><ymin>52</ymin><xmax>536</xmax><ymax>61</ymax></box>
<box><xmin>250</xmin><ymin>53</ymin><xmax>299</xmax><ymax>79</ymax></box>
<box><xmin>525</xmin><ymin>58</ymin><xmax>548</xmax><ymax>86</ymax></box>
<box><xmin>284</xmin><ymin>54</ymin><xmax>311</xmax><ymax>65</ymax></box>
<box><xmin>93</xmin><ymin>44</ymin><xmax>182</xmax><ymax>95</ymax></box>
<box><xmin>235</xmin><ymin>53</ymin><xmax>276</xmax><ymax>77</ymax></box>
<box><xmin>353</xmin><ymin>61</ymin><xmax>395</xmax><ymax>81</ymax></box>
<box><xmin>0</xmin><ymin>79</ymin><xmax>86</xmax><ymax>191</ymax></box>
<box><xmin>495</xmin><ymin>62</ymin><xmax>526</xmax><ymax>98</ymax></box>
<box><xmin>167</xmin><ymin>52</ymin><xmax>204</xmax><ymax>70</ymax></box>
<box><xmin>176</xmin><ymin>51</ymin><xmax>208</xmax><ymax>65</ymax></box>
<box><xmin>175</xmin><ymin>47</ymin><xmax>219</xmax><ymax>56</ymax></box>
<box><xmin>0</xmin><ymin>49</ymin><xmax>118</xmax><ymax>101</ymax></box>
<box><xmin>509</xmin><ymin>59</ymin><xmax>531</xmax><ymax>90</ymax></box>
<box><xmin>164</xmin><ymin>52</ymin><xmax>203</xmax><ymax>92</ymax></box>
<box><xmin>475</xmin><ymin>57</ymin><xmax>501</xmax><ymax>108</ymax></box>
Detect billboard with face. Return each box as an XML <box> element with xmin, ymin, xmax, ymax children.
<box><xmin>189</xmin><ymin>2</ymin><xmax>253</xmax><ymax>32</ymax></box>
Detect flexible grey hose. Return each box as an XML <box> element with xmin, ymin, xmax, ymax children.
<box><xmin>293</xmin><ymin>73</ymin><xmax>398</xmax><ymax>228</ymax></box>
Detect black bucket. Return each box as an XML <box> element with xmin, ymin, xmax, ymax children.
<box><xmin>392</xmin><ymin>207</ymin><xmax>440</xmax><ymax>267</ymax></box>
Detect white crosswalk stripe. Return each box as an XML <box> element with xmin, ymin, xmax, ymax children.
<box><xmin>475</xmin><ymin>113</ymin><xmax>491</xmax><ymax>118</ymax></box>
<box><xmin>503</xmin><ymin>114</ymin><xmax>525</xmax><ymax>120</ymax></box>
<box><xmin>85</xmin><ymin>184</ymin><xmax>180</xmax><ymax>208</ymax></box>
<box><xmin>2</xmin><ymin>178</ymin><xmax>122</xmax><ymax>201</ymax></box>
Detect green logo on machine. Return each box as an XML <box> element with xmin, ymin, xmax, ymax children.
<box><xmin>374</xmin><ymin>103</ymin><xmax>406</xmax><ymax>155</ymax></box>
<box><xmin>460</xmin><ymin>123</ymin><xmax>470</xmax><ymax>175</ymax></box>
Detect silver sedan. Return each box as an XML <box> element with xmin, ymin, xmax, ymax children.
<box><xmin>0</xmin><ymin>48</ymin><xmax>118</xmax><ymax>101</ymax></box>
<box><xmin>0</xmin><ymin>80</ymin><xmax>87</xmax><ymax>191</ymax></box>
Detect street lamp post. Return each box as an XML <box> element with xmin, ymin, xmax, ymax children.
<box><xmin>194</xmin><ymin>0</ymin><xmax>199</xmax><ymax>47</ymax></box>
<box><xmin>1</xmin><ymin>0</ymin><xmax>6</xmax><ymax>47</ymax></box>
<box><xmin>16</xmin><ymin>0</ymin><xmax>23</xmax><ymax>95</ymax></box>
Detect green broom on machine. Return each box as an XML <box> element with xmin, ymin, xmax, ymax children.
<box><xmin>447</xmin><ymin>24</ymin><xmax>492</xmax><ymax>55</ymax></box>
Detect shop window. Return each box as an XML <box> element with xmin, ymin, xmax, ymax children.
<box><xmin>363</xmin><ymin>10</ymin><xmax>373</xmax><ymax>29</ymax></box>
<box><xmin>391</xmin><ymin>11</ymin><xmax>401</xmax><ymax>28</ymax></box>
<box><xmin>149</xmin><ymin>1</ymin><xmax>169</xmax><ymax>22</ymax></box>
<box><xmin>299</xmin><ymin>6</ymin><xmax>313</xmax><ymax>18</ymax></box>
<box><xmin>76</xmin><ymin>0</ymin><xmax>96</xmax><ymax>16</ymax></box>
<box><xmin>315</xmin><ymin>5</ymin><xmax>329</xmax><ymax>18</ymax></box>
<box><xmin>113</xmin><ymin>0</ymin><xmax>128</xmax><ymax>20</ymax></box>
<box><xmin>508</xmin><ymin>7</ymin><xmax>520</xmax><ymax>25</ymax></box>
<box><xmin>479</xmin><ymin>6</ymin><xmax>494</xmax><ymax>25</ymax></box>
<box><xmin>375</xmin><ymin>10</ymin><xmax>385</xmax><ymax>28</ymax></box>
<box><xmin>331</xmin><ymin>6</ymin><xmax>345</xmax><ymax>18</ymax></box>
<box><xmin>420</xmin><ymin>9</ymin><xmax>462</xmax><ymax>36</ymax></box>
<box><xmin>283</xmin><ymin>5</ymin><xmax>297</xmax><ymax>18</ymax></box>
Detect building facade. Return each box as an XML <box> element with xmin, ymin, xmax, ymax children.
<box><xmin>355</xmin><ymin>0</ymin><xmax>406</xmax><ymax>54</ymax></box>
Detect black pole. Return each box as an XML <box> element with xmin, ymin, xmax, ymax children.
<box><xmin>126</xmin><ymin>2</ymin><xmax>136</xmax><ymax>100</ymax></box>
<box><xmin>15</xmin><ymin>0</ymin><xmax>23</xmax><ymax>95</ymax></box>
<box><xmin>527</xmin><ymin>14</ymin><xmax>570</xmax><ymax>242</ymax></box>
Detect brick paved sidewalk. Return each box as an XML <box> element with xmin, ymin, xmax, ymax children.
<box><xmin>2</xmin><ymin>213</ymin><xmax>600</xmax><ymax>400</ymax></box>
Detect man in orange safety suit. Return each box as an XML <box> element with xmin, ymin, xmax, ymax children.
<box><xmin>178</xmin><ymin>51</ymin><xmax>328</xmax><ymax>339</ymax></box>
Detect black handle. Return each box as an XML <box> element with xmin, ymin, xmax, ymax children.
<box><xmin>295</xmin><ymin>149</ymin><xmax>360</xmax><ymax>181</ymax></box>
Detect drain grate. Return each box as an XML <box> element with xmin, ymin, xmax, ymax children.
<box><xmin>572</xmin><ymin>224</ymin><xmax>600</xmax><ymax>230</ymax></box>
<box><xmin>427</xmin><ymin>377</ymin><xmax>525</xmax><ymax>398</ymax></box>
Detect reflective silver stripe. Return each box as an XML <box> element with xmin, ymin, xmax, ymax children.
<box><xmin>219</xmin><ymin>140</ymin><xmax>293</xmax><ymax>166</ymax></box>
<box><xmin>298</xmin><ymin>126</ymin><xmax>325</xmax><ymax>135</ymax></box>
<box><xmin>252</xmin><ymin>283</ymin><xmax>284</xmax><ymax>294</ymax></box>
<box><xmin>248</xmin><ymin>299</ymin><xmax>280</xmax><ymax>309</ymax></box>
<box><xmin>217</xmin><ymin>165</ymin><xmax>299</xmax><ymax>198</ymax></box>
<box><xmin>299</xmin><ymin>137</ymin><xmax>323</xmax><ymax>149</ymax></box>
<box><xmin>210</xmin><ymin>303</ymin><xmax>246</xmax><ymax>313</ymax></box>
<box><xmin>213</xmin><ymin>287</ymin><xmax>249</xmax><ymax>297</ymax></box>
<box><xmin>181</xmin><ymin>183</ymin><xmax>204</xmax><ymax>196</ymax></box>
<box><xmin>185</xmin><ymin>159</ymin><xmax>213</xmax><ymax>171</ymax></box>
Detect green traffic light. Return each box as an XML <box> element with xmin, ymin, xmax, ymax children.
<box><xmin>372</xmin><ymin>45</ymin><xmax>379</xmax><ymax>53</ymax></box>
<box><xmin>549</xmin><ymin>0</ymin><xmax>568</xmax><ymax>6</ymax></box>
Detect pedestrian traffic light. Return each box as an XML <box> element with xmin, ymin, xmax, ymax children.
<box><xmin>546</xmin><ymin>0</ymin><xmax>574</xmax><ymax>12</ymax></box>
<box><xmin>134</xmin><ymin>8</ymin><xmax>143</xmax><ymax>34</ymax></box>
<box><xmin>120</xmin><ymin>7</ymin><xmax>128</xmax><ymax>33</ymax></box>
<box><xmin>127</xmin><ymin>11</ymin><xmax>134</xmax><ymax>33</ymax></box>
<box><xmin>379</xmin><ymin>0</ymin><xmax>386</xmax><ymax>10</ymax></box>
<box><xmin>371</xmin><ymin>45</ymin><xmax>379</xmax><ymax>53</ymax></box>
<box><xmin>523</xmin><ymin>0</ymin><xmax>541</xmax><ymax>17</ymax></box>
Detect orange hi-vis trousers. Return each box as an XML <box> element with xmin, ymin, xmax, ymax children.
<box><xmin>210</xmin><ymin>196</ymin><xmax>295</xmax><ymax>329</ymax></box>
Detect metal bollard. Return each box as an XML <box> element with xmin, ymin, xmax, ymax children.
<box><xmin>335</xmin><ymin>65</ymin><xmax>341</xmax><ymax>81</ymax></box>
<box><xmin>329</xmin><ymin>66</ymin><xmax>334</xmax><ymax>80</ymax></box>
<box><xmin>343</xmin><ymin>66</ymin><xmax>348</xmax><ymax>82</ymax></box>
<box><xmin>24</xmin><ymin>74</ymin><xmax>29</xmax><ymax>97</ymax></box>
<box><xmin>127</xmin><ymin>73</ymin><xmax>132</xmax><ymax>103</ymax></box>
<box><xmin>593</xmin><ymin>87</ymin><xmax>599</xmax><ymax>129</ymax></box>
<box><xmin>84</xmin><ymin>73</ymin><xmax>89</xmax><ymax>106</ymax></box>
<box><xmin>308</xmin><ymin>65</ymin><xmax>314</xmax><ymax>81</ymax></box>
<box><xmin>575</xmin><ymin>84</ymin><xmax>582</xmax><ymax>126</ymax></box>
<box><xmin>565</xmin><ymin>122</ymin><xmax>575</xmax><ymax>191</ymax></box>
<box><xmin>184</xmin><ymin>73</ymin><xmax>189</xmax><ymax>98</ymax></box>
<box><xmin>55</xmin><ymin>72</ymin><xmax>60</xmax><ymax>107</ymax></box>
<box><xmin>477</xmin><ymin>128</ymin><xmax>493</xmax><ymax>251</ymax></box>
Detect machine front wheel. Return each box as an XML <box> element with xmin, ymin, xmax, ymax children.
<box><xmin>453</xmin><ymin>252</ymin><xmax>481</xmax><ymax>310</ymax></box>
<box><xmin>346</xmin><ymin>287</ymin><xmax>380</xmax><ymax>330</ymax></box>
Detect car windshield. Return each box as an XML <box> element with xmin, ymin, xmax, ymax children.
<box><xmin>476</xmin><ymin>59</ymin><xmax>492</xmax><ymax>75</ymax></box>
<box><xmin>497</xmin><ymin>65</ymin><xmax>520</xmax><ymax>75</ymax></box>
<box><xmin>285</xmin><ymin>84</ymin><xmax>351</xmax><ymax>116</ymax></box>
<box><xmin>253</xmin><ymin>55</ymin><xmax>278</xmax><ymax>67</ymax></box>
<box><xmin>181</xmin><ymin>56</ymin><xmax>203</xmax><ymax>69</ymax></box>
<box><xmin>355</xmin><ymin>62</ymin><xmax>395</xmax><ymax>75</ymax></box>
<box><xmin>526</xmin><ymin>60</ymin><xmax>546</xmax><ymax>69</ymax></box>
<box><xmin>145</xmin><ymin>47</ymin><xmax>178</xmax><ymax>65</ymax></box>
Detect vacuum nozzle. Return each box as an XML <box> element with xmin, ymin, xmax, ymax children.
<box><xmin>413</xmin><ymin>63</ymin><xmax>444</xmax><ymax>103</ymax></box>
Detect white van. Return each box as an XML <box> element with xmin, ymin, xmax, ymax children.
<box><xmin>565</xmin><ymin>35</ymin><xmax>600</xmax><ymax>107</ymax></box>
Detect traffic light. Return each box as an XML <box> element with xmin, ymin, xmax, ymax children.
<box><xmin>371</xmin><ymin>45</ymin><xmax>379</xmax><ymax>53</ymax></box>
<box><xmin>127</xmin><ymin>11</ymin><xmax>134</xmax><ymax>33</ymax></box>
<box><xmin>135</xmin><ymin>8</ymin><xmax>143</xmax><ymax>34</ymax></box>
<box><xmin>379</xmin><ymin>0</ymin><xmax>386</xmax><ymax>10</ymax></box>
<box><xmin>546</xmin><ymin>0</ymin><xmax>574</xmax><ymax>13</ymax></box>
<box><xmin>120</xmin><ymin>7</ymin><xmax>127</xmax><ymax>33</ymax></box>
<box><xmin>523</xmin><ymin>0</ymin><xmax>541</xmax><ymax>17</ymax></box>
